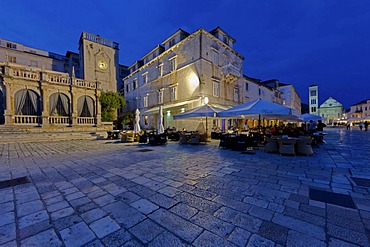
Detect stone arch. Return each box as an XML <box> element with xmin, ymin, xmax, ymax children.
<box><xmin>49</xmin><ymin>92</ymin><xmax>70</xmax><ymax>116</ymax></box>
<box><xmin>14</xmin><ymin>89</ymin><xmax>41</xmax><ymax>115</ymax></box>
<box><xmin>77</xmin><ymin>95</ymin><xmax>95</xmax><ymax>117</ymax></box>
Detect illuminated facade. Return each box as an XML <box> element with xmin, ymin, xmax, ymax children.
<box><xmin>0</xmin><ymin>33</ymin><xmax>120</xmax><ymax>128</ymax></box>
<box><xmin>346</xmin><ymin>99</ymin><xmax>370</xmax><ymax>119</ymax></box>
<box><xmin>318</xmin><ymin>97</ymin><xmax>344</xmax><ymax>124</ymax></box>
<box><xmin>309</xmin><ymin>85</ymin><xmax>319</xmax><ymax>115</ymax></box>
<box><xmin>123</xmin><ymin>27</ymin><xmax>245</xmax><ymax>131</ymax></box>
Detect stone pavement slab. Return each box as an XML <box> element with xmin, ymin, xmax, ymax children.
<box><xmin>0</xmin><ymin>128</ymin><xmax>369</xmax><ymax>246</ymax></box>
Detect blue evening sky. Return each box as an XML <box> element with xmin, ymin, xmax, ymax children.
<box><xmin>1</xmin><ymin>0</ymin><xmax>370</xmax><ymax>108</ymax></box>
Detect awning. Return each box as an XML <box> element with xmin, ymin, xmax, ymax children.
<box><xmin>144</xmin><ymin>99</ymin><xmax>199</xmax><ymax>114</ymax></box>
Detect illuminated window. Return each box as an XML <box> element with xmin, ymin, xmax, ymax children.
<box><xmin>170</xmin><ymin>87</ymin><xmax>177</xmax><ymax>101</ymax></box>
<box><xmin>169</xmin><ymin>57</ymin><xmax>177</xmax><ymax>72</ymax></box>
<box><xmin>143</xmin><ymin>95</ymin><xmax>148</xmax><ymax>107</ymax></box>
<box><xmin>213</xmin><ymin>81</ymin><xmax>220</xmax><ymax>97</ymax></box>
<box><xmin>234</xmin><ymin>88</ymin><xmax>239</xmax><ymax>102</ymax></box>
<box><xmin>158</xmin><ymin>90</ymin><xmax>163</xmax><ymax>104</ymax></box>
<box><xmin>8</xmin><ymin>55</ymin><xmax>16</xmax><ymax>63</ymax></box>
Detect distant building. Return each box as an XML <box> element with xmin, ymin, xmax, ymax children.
<box><xmin>309</xmin><ymin>85</ymin><xmax>319</xmax><ymax>115</ymax></box>
<box><xmin>0</xmin><ymin>33</ymin><xmax>121</xmax><ymax>128</ymax></box>
<box><xmin>318</xmin><ymin>97</ymin><xmax>344</xmax><ymax>124</ymax></box>
<box><xmin>346</xmin><ymin>99</ymin><xmax>370</xmax><ymax>119</ymax></box>
<box><xmin>260</xmin><ymin>79</ymin><xmax>301</xmax><ymax>115</ymax></box>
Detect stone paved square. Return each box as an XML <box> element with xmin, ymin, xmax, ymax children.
<box><xmin>0</xmin><ymin>128</ymin><xmax>369</xmax><ymax>246</ymax></box>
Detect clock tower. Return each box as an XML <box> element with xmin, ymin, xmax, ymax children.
<box><xmin>79</xmin><ymin>32</ymin><xmax>119</xmax><ymax>91</ymax></box>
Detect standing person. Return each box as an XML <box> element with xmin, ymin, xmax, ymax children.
<box><xmin>359</xmin><ymin>122</ymin><xmax>364</xmax><ymax>131</ymax></box>
<box><xmin>364</xmin><ymin>121</ymin><xmax>369</xmax><ymax>131</ymax></box>
<box><xmin>308</xmin><ymin>120</ymin><xmax>317</xmax><ymax>134</ymax></box>
<box><xmin>316</xmin><ymin>120</ymin><xmax>326</xmax><ymax>131</ymax></box>
<box><xmin>346</xmin><ymin>122</ymin><xmax>351</xmax><ymax>130</ymax></box>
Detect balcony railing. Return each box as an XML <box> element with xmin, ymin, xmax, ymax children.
<box><xmin>14</xmin><ymin>115</ymin><xmax>41</xmax><ymax>125</ymax></box>
<box><xmin>1</xmin><ymin>64</ymin><xmax>98</xmax><ymax>89</ymax></box>
<box><xmin>48</xmin><ymin>116</ymin><xmax>70</xmax><ymax>125</ymax></box>
<box><xmin>221</xmin><ymin>63</ymin><xmax>242</xmax><ymax>78</ymax></box>
<box><xmin>77</xmin><ymin>117</ymin><xmax>95</xmax><ymax>125</ymax></box>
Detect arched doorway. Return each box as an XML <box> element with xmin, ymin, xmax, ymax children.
<box><xmin>77</xmin><ymin>95</ymin><xmax>95</xmax><ymax>124</ymax></box>
<box><xmin>14</xmin><ymin>89</ymin><xmax>41</xmax><ymax>124</ymax></box>
<box><xmin>49</xmin><ymin>92</ymin><xmax>70</xmax><ymax>124</ymax></box>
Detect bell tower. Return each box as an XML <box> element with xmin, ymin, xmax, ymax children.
<box><xmin>79</xmin><ymin>32</ymin><xmax>119</xmax><ymax>91</ymax></box>
<box><xmin>309</xmin><ymin>84</ymin><xmax>319</xmax><ymax>115</ymax></box>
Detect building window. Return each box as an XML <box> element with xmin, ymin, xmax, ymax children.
<box><xmin>169</xmin><ymin>57</ymin><xmax>177</xmax><ymax>72</ymax></box>
<box><xmin>258</xmin><ymin>88</ymin><xmax>261</xmax><ymax>96</ymax></box>
<box><xmin>212</xmin><ymin>50</ymin><xmax>219</xmax><ymax>65</ymax></box>
<box><xmin>245</xmin><ymin>82</ymin><xmax>249</xmax><ymax>91</ymax></box>
<box><xmin>132</xmin><ymin>79</ymin><xmax>138</xmax><ymax>90</ymax></box>
<box><xmin>169</xmin><ymin>39</ymin><xmax>175</xmax><ymax>47</ymax></box>
<box><xmin>30</xmin><ymin>60</ymin><xmax>38</xmax><ymax>67</ymax></box>
<box><xmin>158</xmin><ymin>90</ymin><xmax>163</xmax><ymax>104</ymax></box>
<box><xmin>125</xmin><ymin>83</ymin><xmax>130</xmax><ymax>93</ymax></box>
<box><xmin>143</xmin><ymin>95</ymin><xmax>148</xmax><ymax>107</ymax></box>
<box><xmin>142</xmin><ymin>73</ymin><xmax>148</xmax><ymax>84</ymax></box>
<box><xmin>213</xmin><ymin>81</ymin><xmax>220</xmax><ymax>97</ymax></box>
<box><xmin>6</xmin><ymin>42</ymin><xmax>16</xmax><ymax>49</ymax></box>
<box><xmin>234</xmin><ymin>88</ymin><xmax>239</xmax><ymax>102</ymax></box>
<box><xmin>8</xmin><ymin>56</ymin><xmax>16</xmax><ymax>63</ymax></box>
<box><xmin>158</xmin><ymin>64</ymin><xmax>163</xmax><ymax>77</ymax></box>
<box><xmin>311</xmin><ymin>99</ymin><xmax>316</xmax><ymax>104</ymax></box>
<box><xmin>170</xmin><ymin>87</ymin><xmax>177</xmax><ymax>101</ymax></box>
<box><xmin>310</xmin><ymin>90</ymin><xmax>317</xmax><ymax>96</ymax></box>
<box><xmin>223</xmin><ymin>36</ymin><xmax>229</xmax><ymax>45</ymax></box>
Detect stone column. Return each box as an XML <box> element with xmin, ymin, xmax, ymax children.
<box><xmin>3</xmin><ymin>80</ymin><xmax>13</xmax><ymax>125</ymax></box>
<box><xmin>70</xmin><ymin>88</ymin><xmax>78</xmax><ymax>126</ymax></box>
<box><xmin>40</xmin><ymin>81</ymin><xmax>49</xmax><ymax>127</ymax></box>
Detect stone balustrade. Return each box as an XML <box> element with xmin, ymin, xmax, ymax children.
<box><xmin>48</xmin><ymin>116</ymin><xmax>70</xmax><ymax>125</ymax></box>
<box><xmin>221</xmin><ymin>63</ymin><xmax>242</xmax><ymax>78</ymax></box>
<box><xmin>14</xmin><ymin>115</ymin><xmax>41</xmax><ymax>125</ymax></box>
<box><xmin>1</xmin><ymin>63</ymin><xmax>98</xmax><ymax>89</ymax></box>
<box><xmin>77</xmin><ymin>117</ymin><xmax>95</xmax><ymax>125</ymax></box>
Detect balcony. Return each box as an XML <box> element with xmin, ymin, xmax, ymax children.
<box><xmin>221</xmin><ymin>63</ymin><xmax>241</xmax><ymax>83</ymax></box>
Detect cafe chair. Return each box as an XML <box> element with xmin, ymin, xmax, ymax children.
<box><xmin>264</xmin><ymin>137</ymin><xmax>278</xmax><ymax>153</ymax></box>
<box><xmin>190</xmin><ymin>133</ymin><xmax>200</xmax><ymax>144</ymax></box>
<box><xmin>125</xmin><ymin>131</ymin><xmax>135</xmax><ymax>142</ymax></box>
<box><xmin>199</xmin><ymin>134</ymin><xmax>207</xmax><ymax>144</ymax></box>
<box><xmin>297</xmin><ymin>137</ymin><xmax>313</xmax><ymax>156</ymax></box>
<box><xmin>179</xmin><ymin>134</ymin><xmax>188</xmax><ymax>144</ymax></box>
<box><xmin>278</xmin><ymin>138</ymin><xmax>296</xmax><ymax>156</ymax></box>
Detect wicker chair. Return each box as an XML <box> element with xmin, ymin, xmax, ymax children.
<box><xmin>264</xmin><ymin>137</ymin><xmax>278</xmax><ymax>153</ymax></box>
<box><xmin>278</xmin><ymin>138</ymin><xmax>296</xmax><ymax>156</ymax></box>
<box><xmin>125</xmin><ymin>131</ymin><xmax>135</xmax><ymax>142</ymax></box>
<box><xmin>297</xmin><ymin>136</ymin><xmax>313</xmax><ymax>156</ymax></box>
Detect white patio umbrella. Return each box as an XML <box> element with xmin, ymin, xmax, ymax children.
<box><xmin>134</xmin><ymin>109</ymin><xmax>141</xmax><ymax>134</ymax></box>
<box><xmin>218</xmin><ymin>99</ymin><xmax>294</xmax><ymax>119</ymax></box>
<box><xmin>158</xmin><ymin>105</ymin><xmax>165</xmax><ymax>134</ymax></box>
<box><xmin>300</xmin><ymin>113</ymin><xmax>324</xmax><ymax>121</ymax></box>
<box><xmin>173</xmin><ymin>104</ymin><xmax>226</xmax><ymax>138</ymax></box>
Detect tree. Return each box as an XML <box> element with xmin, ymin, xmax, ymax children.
<box><xmin>100</xmin><ymin>91</ymin><xmax>126</xmax><ymax>122</ymax></box>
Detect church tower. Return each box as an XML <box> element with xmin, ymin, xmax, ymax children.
<box><xmin>309</xmin><ymin>84</ymin><xmax>319</xmax><ymax>115</ymax></box>
<box><xmin>78</xmin><ymin>32</ymin><xmax>119</xmax><ymax>91</ymax></box>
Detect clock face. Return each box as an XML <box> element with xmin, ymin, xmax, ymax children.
<box><xmin>98</xmin><ymin>60</ymin><xmax>108</xmax><ymax>70</ymax></box>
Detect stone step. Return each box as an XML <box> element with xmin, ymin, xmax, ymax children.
<box><xmin>0</xmin><ymin>131</ymin><xmax>107</xmax><ymax>144</ymax></box>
